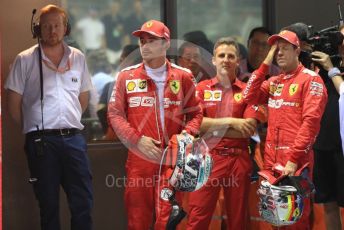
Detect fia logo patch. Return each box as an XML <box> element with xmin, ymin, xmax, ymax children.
<box><xmin>71</xmin><ymin>77</ymin><xmax>78</xmax><ymax>83</ymax></box>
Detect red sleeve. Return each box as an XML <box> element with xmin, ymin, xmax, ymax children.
<box><xmin>287</xmin><ymin>75</ymin><xmax>328</xmax><ymax>165</ymax></box>
<box><xmin>243</xmin><ymin>104</ymin><xmax>268</xmax><ymax>123</ymax></box>
<box><xmin>195</xmin><ymin>82</ymin><xmax>206</xmax><ymax>112</ymax></box>
<box><xmin>243</xmin><ymin>64</ymin><xmax>271</xmax><ymax>104</ymax></box>
<box><xmin>182</xmin><ymin>73</ymin><xmax>203</xmax><ymax>136</ymax></box>
<box><xmin>107</xmin><ymin>72</ymin><xmax>141</xmax><ymax>146</ymax></box>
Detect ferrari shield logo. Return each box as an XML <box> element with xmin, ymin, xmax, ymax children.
<box><xmin>234</xmin><ymin>93</ymin><xmax>242</xmax><ymax>102</ymax></box>
<box><xmin>146</xmin><ymin>21</ymin><xmax>153</xmax><ymax>28</ymax></box>
<box><xmin>289</xmin><ymin>84</ymin><xmax>298</xmax><ymax>96</ymax></box>
<box><xmin>170</xmin><ymin>80</ymin><xmax>180</xmax><ymax>94</ymax></box>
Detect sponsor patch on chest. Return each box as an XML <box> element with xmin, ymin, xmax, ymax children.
<box><xmin>269</xmin><ymin>83</ymin><xmax>284</xmax><ymax>96</ymax></box>
<box><xmin>203</xmin><ymin>90</ymin><xmax>222</xmax><ymax>101</ymax></box>
<box><xmin>126</xmin><ymin>79</ymin><xmax>148</xmax><ymax>93</ymax></box>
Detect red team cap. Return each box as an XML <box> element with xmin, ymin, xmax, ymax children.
<box><xmin>132</xmin><ymin>20</ymin><xmax>170</xmax><ymax>40</ymax></box>
<box><xmin>267</xmin><ymin>30</ymin><xmax>300</xmax><ymax>47</ymax></box>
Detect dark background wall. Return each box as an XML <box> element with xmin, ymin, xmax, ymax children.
<box><xmin>273</xmin><ymin>0</ymin><xmax>342</xmax><ymax>32</ymax></box>
<box><xmin>0</xmin><ymin>0</ymin><xmax>342</xmax><ymax>229</ymax></box>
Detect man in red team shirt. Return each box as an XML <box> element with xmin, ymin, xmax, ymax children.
<box><xmin>186</xmin><ymin>37</ymin><xmax>264</xmax><ymax>230</ymax></box>
<box><xmin>243</xmin><ymin>30</ymin><xmax>328</xmax><ymax>229</ymax></box>
<box><xmin>107</xmin><ymin>20</ymin><xmax>202</xmax><ymax>230</ymax></box>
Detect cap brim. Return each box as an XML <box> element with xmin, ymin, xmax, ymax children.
<box><xmin>132</xmin><ymin>30</ymin><xmax>164</xmax><ymax>39</ymax></box>
<box><xmin>268</xmin><ymin>34</ymin><xmax>299</xmax><ymax>47</ymax></box>
<box><xmin>267</xmin><ymin>34</ymin><xmax>281</xmax><ymax>46</ymax></box>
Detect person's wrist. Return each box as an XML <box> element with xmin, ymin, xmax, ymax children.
<box><xmin>328</xmin><ymin>67</ymin><xmax>341</xmax><ymax>79</ymax></box>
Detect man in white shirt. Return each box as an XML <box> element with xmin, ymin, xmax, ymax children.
<box><xmin>5</xmin><ymin>5</ymin><xmax>93</xmax><ymax>230</ymax></box>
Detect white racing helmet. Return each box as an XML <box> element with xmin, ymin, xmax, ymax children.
<box><xmin>257</xmin><ymin>163</ymin><xmax>314</xmax><ymax>226</ymax></box>
<box><xmin>165</xmin><ymin>133</ymin><xmax>213</xmax><ymax>192</ymax></box>
<box><xmin>257</xmin><ymin>180</ymin><xmax>304</xmax><ymax>226</ymax></box>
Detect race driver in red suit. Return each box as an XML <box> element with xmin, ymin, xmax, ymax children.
<box><xmin>107</xmin><ymin>20</ymin><xmax>202</xmax><ymax>230</ymax></box>
<box><xmin>243</xmin><ymin>30</ymin><xmax>328</xmax><ymax>229</ymax></box>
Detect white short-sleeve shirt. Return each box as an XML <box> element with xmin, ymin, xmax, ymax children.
<box><xmin>5</xmin><ymin>43</ymin><xmax>93</xmax><ymax>134</ymax></box>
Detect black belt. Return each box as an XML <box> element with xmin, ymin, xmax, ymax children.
<box><xmin>27</xmin><ymin>128</ymin><xmax>80</xmax><ymax>137</ymax></box>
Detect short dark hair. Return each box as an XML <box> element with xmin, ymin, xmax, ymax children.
<box><xmin>213</xmin><ymin>37</ymin><xmax>239</xmax><ymax>56</ymax></box>
<box><xmin>178</xmin><ymin>42</ymin><xmax>200</xmax><ymax>57</ymax></box>
<box><xmin>248</xmin><ymin>27</ymin><xmax>272</xmax><ymax>41</ymax></box>
<box><xmin>282</xmin><ymin>22</ymin><xmax>310</xmax><ymax>42</ymax></box>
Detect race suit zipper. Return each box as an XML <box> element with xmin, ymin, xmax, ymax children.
<box><xmin>153</xmin><ymin>91</ymin><xmax>162</xmax><ymax>146</ymax></box>
<box><xmin>274</xmin><ymin>127</ymin><xmax>280</xmax><ymax>176</ymax></box>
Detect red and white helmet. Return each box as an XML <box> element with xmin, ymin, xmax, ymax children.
<box><xmin>257</xmin><ymin>163</ymin><xmax>313</xmax><ymax>226</ymax></box>
<box><xmin>257</xmin><ymin>180</ymin><xmax>304</xmax><ymax>226</ymax></box>
<box><xmin>165</xmin><ymin>133</ymin><xmax>213</xmax><ymax>192</ymax></box>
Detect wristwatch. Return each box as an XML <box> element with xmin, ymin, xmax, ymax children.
<box><xmin>328</xmin><ymin>67</ymin><xmax>341</xmax><ymax>79</ymax></box>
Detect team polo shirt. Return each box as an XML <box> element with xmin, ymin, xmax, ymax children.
<box><xmin>5</xmin><ymin>43</ymin><xmax>93</xmax><ymax>134</ymax></box>
<box><xmin>196</xmin><ymin>77</ymin><xmax>262</xmax><ymax>150</ymax></box>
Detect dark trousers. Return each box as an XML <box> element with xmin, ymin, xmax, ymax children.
<box><xmin>25</xmin><ymin>133</ymin><xmax>93</xmax><ymax>230</ymax></box>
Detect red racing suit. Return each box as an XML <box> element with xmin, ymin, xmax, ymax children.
<box><xmin>108</xmin><ymin>60</ymin><xmax>202</xmax><ymax>230</ymax></box>
<box><xmin>243</xmin><ymin>63</ymin><xmax>328</xmax><ymax>229</ymax></box>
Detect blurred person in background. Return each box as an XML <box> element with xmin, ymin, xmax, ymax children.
<box><xmin>178</xmin><ymin>42</ymin><xmax>210</xmax><ymax>82</ymax></box>
<box><xmin>98</xmin><ymin>44</ymin><xmax>141</xmax><ymax>138</ymax></box>
<box><xmin>76</xmin><ymin>8</ymin><xmax>105</xmax><ymax>52</ymax></box>
<box><xmin>309</xmin><ymin>24</ymin><xmax>344</xmax><ymax>230</ymax></box>
<box><xmin>239</xmin><ymin>27</ymin><xmax>279</xmax><ymax>83</ymax></box>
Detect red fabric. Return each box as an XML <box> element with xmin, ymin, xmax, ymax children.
<box><xmin>244</xmin><ymin>63</ymin><xmax>328</xmax><ymax>228</ymax></box>
<box><xmin>244</xmin><ymin>63</ymin><xmax>327</xmax><ymax>167</ymax></box>
<box><xmin>124</xmin><ymin>157</ymin><xmax>182</xmax><ymax>230</ymax></box>
<box><xmin>187</xmin><ymin>152</ymin><xmax>252</xmax><ymax>230</ymax></box>
<box><xmin>268</xmin><ymin>30</ymin><xmax>300</xmax><ymax>47</ymax></box>
<box><xmin>108</xmin><ymin>60</ymin><xmax>202</xmax><ymax>149</ymax></box>
<box><xmin>185</xmin><ymin>77</ymin><xmax>262</xmax><ymax>229</ymax></box>
<box><xmin>132</xmin><ymin>20</ymin><xmax>170</xmax><ymax>40</ymax></box>
<box><xmin>108</xmin><ymin>60</ymin><xmax>202</xmax><ymax>230</ymax></box>
<box><xmin>196</xmin><ymin>77</ymin><xmax>264</xmax><ymax>150</ymax></box>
